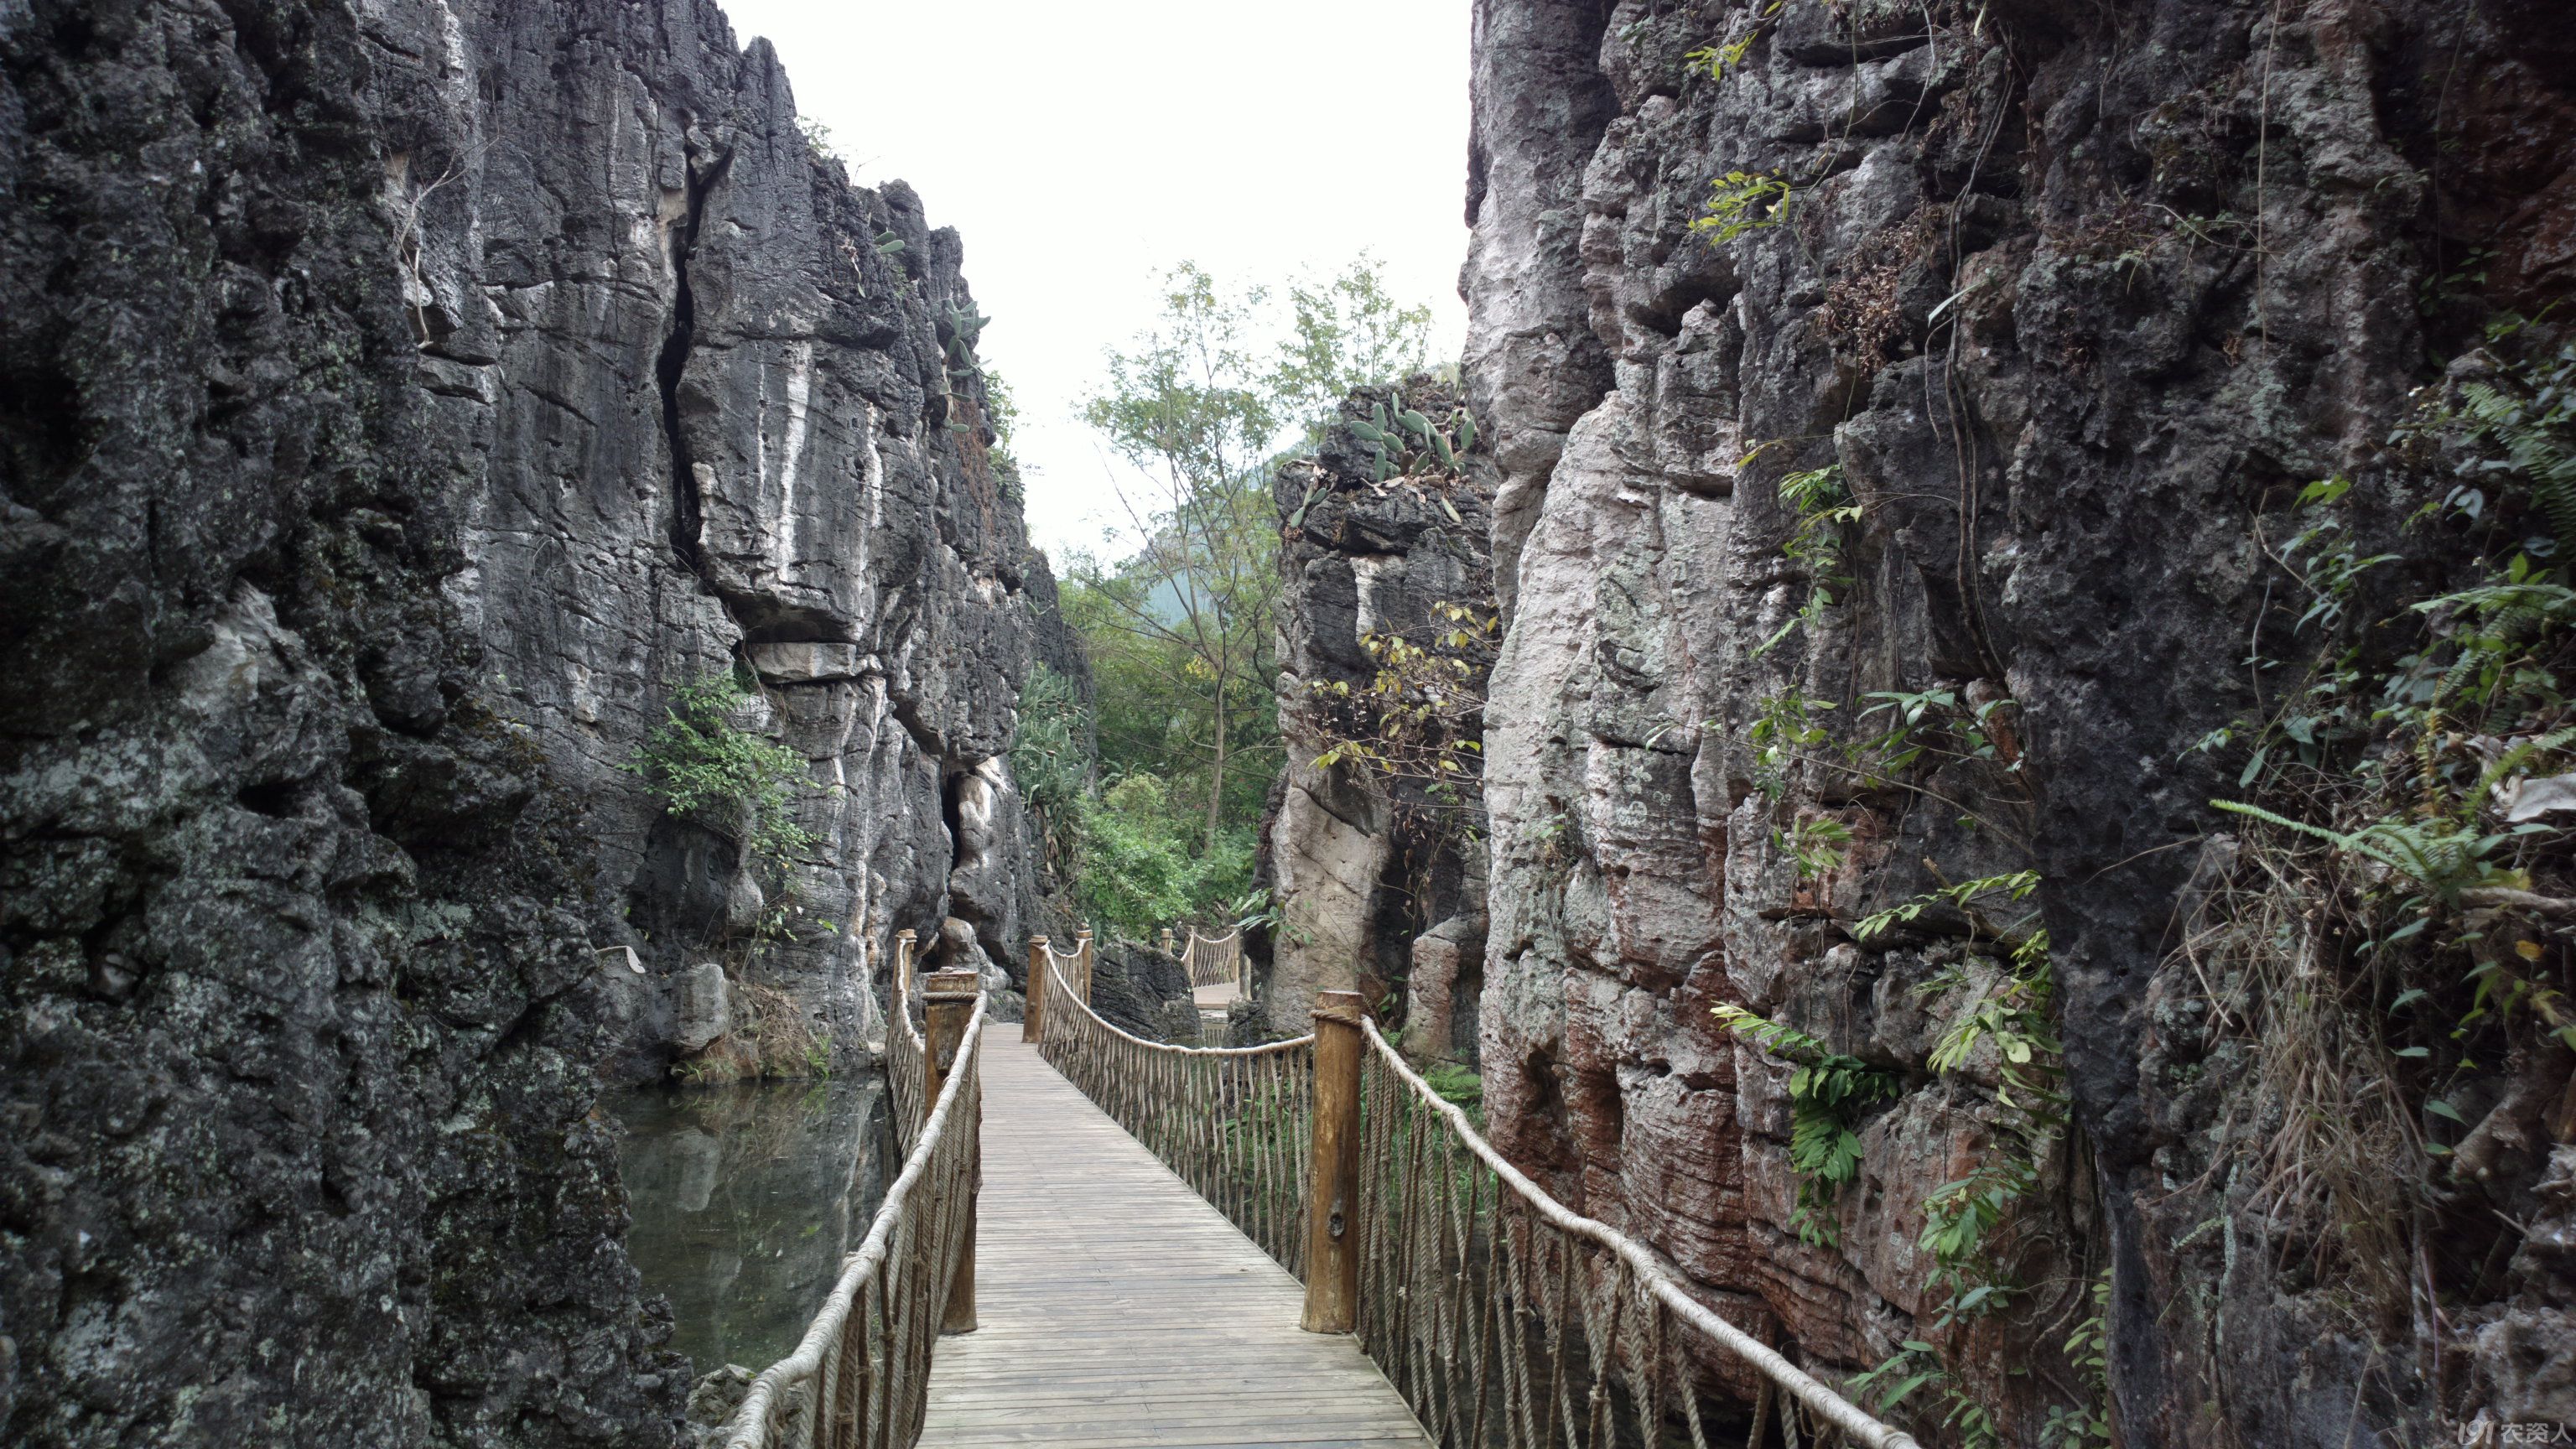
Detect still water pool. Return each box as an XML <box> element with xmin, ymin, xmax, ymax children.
<box><xmin>608</xmin><ymin>1075</ymin><xmax>893</xmax><ymax>1374</ymax></box>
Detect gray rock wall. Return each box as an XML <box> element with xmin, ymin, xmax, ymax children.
<box><xmin>0</xmin><ymin>0</ymin><xmax>1057</xmax><ymax>1442</ymax></box>
<box><xmin>1259</xmin><ymin>384</ymin><xmax>1494</xmax><ymax>1057</ymax></box>
<box><xmin>395</xmin><ymin>3</ymin><xmax>1053</xmax><ymax>1078</ymax></box>
<box><xmin>1466</xmin><ymin>0</ymin><xmax>2575</xmax><ymax>1444</ymax></box>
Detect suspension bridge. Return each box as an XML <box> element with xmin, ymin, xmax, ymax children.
<box><xmin>720</xmin><ymin>931</ymin><xmax>1919</xmax><ymax>1449</ymax></box>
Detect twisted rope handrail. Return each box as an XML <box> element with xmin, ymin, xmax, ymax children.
<box><xmin>1036</xmin><ymin>950</ymin><xmax>1317</xmax><ymax>1275</ymax></box>
<box><xmin>1356</xmin><ymin>1020</ymin><xmax>1922</xmax><ymax>1449</ymax></box>
<box><xmin>1046</xmin><ymin>932</ymin><xmax>1093</xmax><ymax>1005</ymax></box>
<box><xmin>724</xmin><ymin>989</ymin><xmax>985</xmax><ymax>1449</ymax></box>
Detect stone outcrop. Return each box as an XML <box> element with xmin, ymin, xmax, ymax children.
<box><xmin>1256</xmin><ymin>384</ymin><xmax>1495</xmax><ymax>1060</ymax></box>
<box><xmin>0</xmin><ymin>0</ymin><xmax>1057</xmax><ymax>1443</ymax></box>
<box><xmin>1466</xmin><ymin>0</ymin><xmax>2576</xmax><ymax>1445</ymax></box>
<box><xmin>1084</xmin><ymin>940</ymin><xmax>1201</xmax><ymax>1046</ymax></box>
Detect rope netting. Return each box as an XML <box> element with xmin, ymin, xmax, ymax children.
<box><xmin>1355</xmin><ymin>1021</ymin><xmax>1923</xmax><ymax>1449</ymax></box>
<box><xmin>723</xmin><ymin>984</ymin><xmax>985</xmax><ymax>1449</ymax></box>
<box><xmin>1036</xmin><ymin>952</ymin><xmax>1317</xmax><ymax>1275</ymax></box>
<box><xmin>1178</xmin><ymin>928</ymin><xmax>1244</xmax><ymax>990</ymax></box>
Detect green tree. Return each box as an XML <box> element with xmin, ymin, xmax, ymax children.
<box><xmin>1068</xmin><ymin>255</ymin><xmax>1436</xmax><ymax>899</ymax></box>
<box><xmin>1272</xmin><ymin>254</ymin><xmax>1436</xmax><ymax>440</ymax></box>
<box><xmin>1078</xmin><ymin>264</ymin><xmax>1291</xmax><ymax>853</ymax></box>
<box><xmin>1073</xmin><ymin>774</ymin><xmax>1212</xmax><ymax>937</ymax></box>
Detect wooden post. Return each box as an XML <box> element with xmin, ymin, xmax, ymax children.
<box><xmin>1159</xmin><ymin>927</ymin><xmax>1175</xmax><ymax>957</ymax></box>
<box><xmin>1021</xmin><ymin>936</ymin><xmax>1049</xmax><ymax>1044</ymax></box>
<box><xmin>892</xmin><ymin>927</ymin><xmax>917</xmax><ymax>1031</ymax></box>
<box><xmin>1300</xmin><ymin>989</ymin><xmax>1365</xmax><ymax>1333</ymax></box>
<box><xmin>924</xmin><ymin>968</ymin><xmax>980</xmax><ymax>1334</ymax></box>
<box><xmin>1075</xmin><ymin>927</ymin><xmax>1094</xmax><ymax>1004</ymax></box>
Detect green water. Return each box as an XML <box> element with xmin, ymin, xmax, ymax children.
<box><xmin>608</xmin><ymin>1076</ymin><xmax>892</xmax><ymax>1374</ymax></box>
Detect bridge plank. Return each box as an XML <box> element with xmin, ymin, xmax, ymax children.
<box><xmin>918</xmin><ymin>1038</ymin><xmax>1431</xmax><ymax>1449</ymax></box>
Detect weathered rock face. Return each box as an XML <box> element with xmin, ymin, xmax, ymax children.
<box><xmin>1467</xmin><ymin>0</ymin><xmax>2576</xmax><ymax>1445</ymax></box>
<box><xmin>0</xmin><ymin>0</ymin><xmax>1055</xmax><ymax>1442</ymax></box>
<box><xmin>1084</xmin><ymin>940</ymin><xmax>1201</xmax><ymax>1046</ymax></box>
<box><xmin>391</xmin><ymin>4</ymin><xmax>1052</xmax><ymax>1081</ymax></box>
<box><xmin>1257</xmin><ymin>384</ymin><xmax>1495</xmax><ymax>1058</ymax></box>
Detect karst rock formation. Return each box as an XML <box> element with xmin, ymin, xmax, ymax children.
<box><xmin>6</xmin><ymin>0</ymin><xmax>2576</xmax><ymax>1446</ymax></box>
<box><xmin>1259</xmin><ymin>0</ymin><xmax>2574</xmax><ymax>1444</ymax></box>
<box><xmin>0</xmin><ymin>0</ymin><xmax>1074</xmax><ymax>1442</ymax></box>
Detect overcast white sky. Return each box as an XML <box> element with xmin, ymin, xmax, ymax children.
<box><xmin>714</xmin><ymin>0</ymin><xmax>1473</xmax><ymax>563</ymax></box>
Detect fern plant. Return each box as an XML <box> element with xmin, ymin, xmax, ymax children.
<box><xmin>2453</xmin><ymin>338</ymin><xmax>2576</xmax><ymax>545</ymax></box>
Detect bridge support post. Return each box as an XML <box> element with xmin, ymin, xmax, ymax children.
<box><xmin>892</xmin><ymin>928</ymin><xmax>917</xmax><ymax>1038</ymax></box>
<box><xmin>925</xmin><ymin>968</ymin><xmax>981</xmax><ymax>1335</ymax></box>
<box><xmin>1021</xmin><ymin>936</ymin><xmax>1047</xmax><ymax>1044</ymax></box>
<box><xmin>1300</xmin><ymin>989</ymin><xmax>1366</xmax><ymax>1333</ymax></box>
<box><xmin>1160</xmin><ymin>927</ymin><xmax>1176</xmax><ymax>957</ymax></box>
<box><xmin>1075</xmin><ymin>927</ymin><xmax>1094</xmax><ymax>1004</ymax></box>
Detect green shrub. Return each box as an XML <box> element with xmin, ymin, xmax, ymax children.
<box><xmin>1689</xmin><ymin>169</ymin><xmax>1795</xmax><ymax>247</ymax></box>
<box><xmin>1421</xmin><ymin>1062</ymin><xmax>1484</xmax><ymax>1127</ymax></box>
<box><xmin>1010</xmin><ymin>664</ymin><xmax>1088</xmax><ymax>865</ymax></box>
<box><xmin>623</xmin><ymin>669</ymin><xmax>817</xmax><ymax>864</ymax></box>
<box><xmin>1073</xmin><ymin>773</ymin><xmax>1208</xmax><ymax>937</ymax></box>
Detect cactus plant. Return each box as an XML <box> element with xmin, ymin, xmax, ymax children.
<box><xmin>1343</xmin><ymin>391</ymin><xmax>1480</xmax><ymax>483</ymax></box>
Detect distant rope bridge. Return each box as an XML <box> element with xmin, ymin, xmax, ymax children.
<box><xmin>723</xmin><ymin>929</ymin><xmax>1919</xmax><ymax>1449</ymax></box>
<box><xmin>1167</xmin><ymin>927</ymin><xmax>1244</xmax><ymax>992</ymax></box>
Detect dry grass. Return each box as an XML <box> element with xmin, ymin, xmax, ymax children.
<box><xmin>1817</xmin><ymin>204</ymin><xmax>1946</xmax><ymax>371</ymax></box>
<box><xmin>690</xmin><ymin>974</ymin><xmax>829</xmax><ymax>1078</ymax></box>
<box><xmin>2174</xmin><ymin>822</ymin><xmax>2428</xmax><ymax>1334</ymax></box>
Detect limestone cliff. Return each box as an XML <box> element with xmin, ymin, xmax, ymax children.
<box><xmin>1256</xmin><ymin>383</ymin><xmax>1495</xmax><ymax>1060</ymax></box>
<box><xmin>0</xmin><ymin>0</ymin><xmax>1058</xmax><ymax>1442</ymax></box>
<box><xmin>1464</xmin><ymin>0</ymin><xmax>2576</xmax><ymax>1445</ymax></box>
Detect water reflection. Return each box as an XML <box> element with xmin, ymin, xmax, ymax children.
<box><xmin>609</xmin><ymin>1074</ymin><xmax>892</xmax><ymax>1374</ymax></box>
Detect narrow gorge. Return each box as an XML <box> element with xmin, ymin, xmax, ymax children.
<box><xmin>3</xmin><ymin>1</ymin><xmax>2573</xmax><ymax>1447</ymax></box>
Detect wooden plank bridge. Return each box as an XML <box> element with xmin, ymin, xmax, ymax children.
<box><xmin>723</xmin><ymin>930</ymin><xmax>1921</xmax><ymax>1449</ymax></box>
<box><xmin>917</xmin><ymin>1036</ymin><xmax>1430</xmax><ymax>1449</ymax></box>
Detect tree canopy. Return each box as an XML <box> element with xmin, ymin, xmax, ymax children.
<box><xmin>1045</xmin><ymin>256</ymin><xmax>1437</xmax><ymax>934</ymax></box>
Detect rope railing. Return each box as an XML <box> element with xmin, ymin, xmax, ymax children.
<box><xmin>1354</xmin><ymin>1020</ymin><xmax>1923</xmax><ymax>1449</ymax></box>
<box><xmin>724</xmin><ymin>973</ymin><xmax>984</xmax><ymax>1449</ymax></box>
<box><xmin>1035</xmin><ymin>950</ymin><xmax>1317</xmax><ymax>1275</ymax></box>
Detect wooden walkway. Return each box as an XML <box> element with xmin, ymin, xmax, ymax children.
<box><xmin>919</xmin><ymin>1038</ymin><xmax>1430</xmax><ymax>1449</ymax></box>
